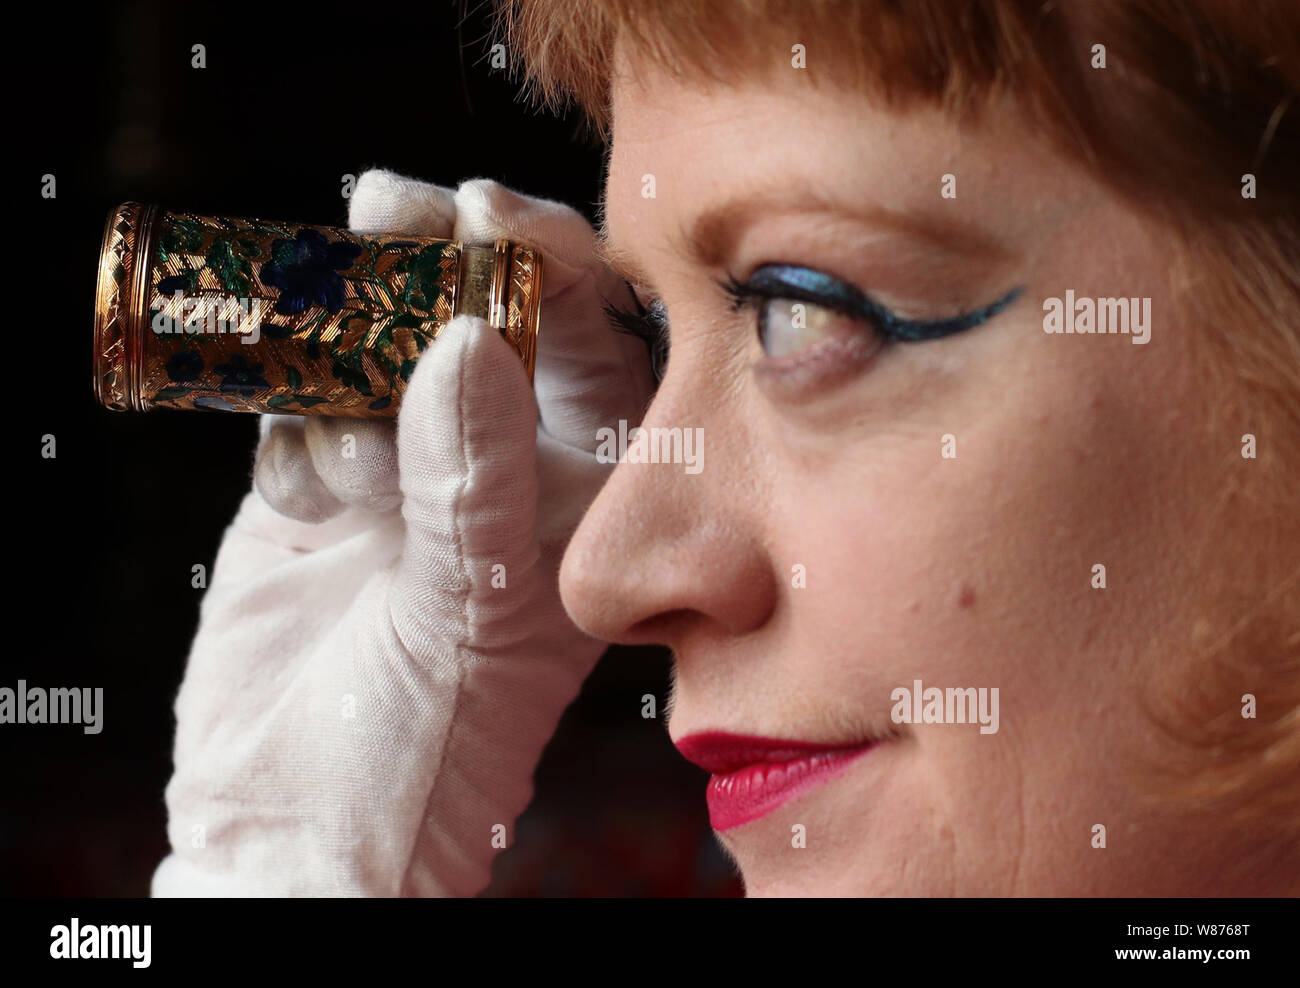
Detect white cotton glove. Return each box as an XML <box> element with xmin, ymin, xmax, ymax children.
<box><xmin>151</xmin><ymin>170</ymin><xmax>655</xmax><ymax>896</ymax></box>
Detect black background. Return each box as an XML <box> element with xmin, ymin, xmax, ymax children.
<box><xmin>8</xmin><ymin>0</ymin><xmax>739</xmax><ymax>897</ymax></box>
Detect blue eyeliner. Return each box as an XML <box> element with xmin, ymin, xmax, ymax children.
<box><xmin>732</xmin><ymin>264</ymin><xmax>1023</xmax><ymax>342</ymax></box>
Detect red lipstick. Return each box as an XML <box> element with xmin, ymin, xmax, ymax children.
<box><xmin>675</xmin><ymin>732</ymin><xmax>879</xmax><ymax>831</ymax></box>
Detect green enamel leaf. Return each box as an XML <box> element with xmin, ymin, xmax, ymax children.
<box><xmin>375</xmin><ymin>350</ymin><xmax>400</xmax><ymax>376</ymax></box>
<box><xmin>271</xmin><ymin>238</ymin><xmax>298</xmax><ymax>268</ymax></box>
<box><xmin>205</xmin><ymin>240</ymin><xmax>254</xmax><ymax>296</ymax></box>
<box><xmin>286</xmin><ymin>366</ymin><xmax>303</xmax><ymax>390</ymax></box>
<box><xmin>157</xmin><ymin>219</ymin><xmax>206</xmax><ymax>263</ymax></box>
<box><xmin>331</xmin><ymin>353</ymin><xmax>374</xmax><ymax>396</ymax></box>
<box><xmin>397</xmin><ymin>244</ymin><xmax>446</xmax><ymax>311</ymax></box>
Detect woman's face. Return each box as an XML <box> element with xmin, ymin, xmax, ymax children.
<box><xmin>559</xmin><ymin>51</ymin><xmax>1262</xmax><ymax>894</ymax></box>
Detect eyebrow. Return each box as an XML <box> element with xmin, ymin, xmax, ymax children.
<box><xmin>594</xmin><ymin>184</ymin><xmax>1017</xmax><ymax>289</ymax></box>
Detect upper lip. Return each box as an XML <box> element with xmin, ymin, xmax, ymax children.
<box><xmin>674</xmin><ymin>731</ymin><xmax>879</xmax><ymax>775</ymax></box>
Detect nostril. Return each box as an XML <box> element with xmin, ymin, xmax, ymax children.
<box><xmin>626</xmin><ymin>609</ymin><xmax>695</xmax><ymax>647</ymax></box>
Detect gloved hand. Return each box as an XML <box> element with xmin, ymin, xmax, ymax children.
<box><xmin>151</xmin><ymin>170</ymin><xmax>655</xmax><ymax>896</ymax></box>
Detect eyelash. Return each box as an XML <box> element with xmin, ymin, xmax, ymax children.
<box><xmin>602</xmin><ymin>271</ymin><xmax>1023</xmax><ymax>382</ymax></box>
<box><xmin>603</xmin><ymin>295</ymin><xmax>670</xmax><ymax>381</ymax></box>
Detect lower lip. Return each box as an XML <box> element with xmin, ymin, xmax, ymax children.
<box><xmin>704</xmin><ymin>743</ymin><xmax>877</xmax><ymax>831</ymax></box>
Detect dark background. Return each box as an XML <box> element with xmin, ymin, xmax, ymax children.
<box><xmin>8</xmin><ymin>0</ymin><xmax>739</xmax><ymax>897</ymax></box>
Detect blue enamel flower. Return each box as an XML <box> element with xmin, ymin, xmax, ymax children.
<box><xmin>260</xmin><ymin>229</ymin><xmax>364</xmax><ymax>315</ymax></box>
<box><xmin>165</xmin><ymin>350</ymin><xmax>204</xmax><ymax>382</ymax></box>
<box><xmin>213</xmin><ymin>354</ymin><xmax>270</xmax><ymax>396</ymax></box>
<box><xmin>193</xmin><ymin>395</ymin><xmax>238</xmax><ymax>412</ymax></box>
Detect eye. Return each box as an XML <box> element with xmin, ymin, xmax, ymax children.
<box><xmin>603</xmin><ymin>292</ymin><xmax>669</xmax><ymax>383</ymax></box>
<box><xmin>720</xmin><ymin>265</ymin><xmax>1022</xmax><ymax>359</ymax></box>
<box><xmin>749</xmin><ymin>297</ymin><xmax>862</xmax><ymax>358</ymax></box>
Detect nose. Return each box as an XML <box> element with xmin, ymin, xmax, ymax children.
<box><xmin>559</xmin><ymin>375</ymin><xmax>777</xmax><ymax>646</ymax></box>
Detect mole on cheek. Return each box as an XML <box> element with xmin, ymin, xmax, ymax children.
<box><xmin>957</xmin><ymin>583</ymin><xmax>977</xmax><ymax>610</ymax></box>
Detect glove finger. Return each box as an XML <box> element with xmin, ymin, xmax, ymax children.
<box><xmin>303</xmin><ymin>417</ymin><xmax>402</xmax><ymax>512</ymax></box>
<box><xmin>452</xmin><ymin>179</ymin><xmax>655</xmax><ymax>451</ymax></box>
<box><xmin>349</xmin><ymin>169</ymin><xmax>456</xmax><ymax>237</ymax></box>
<box><xmin>390</xmin><ymin>314</ymin><xmax>541</xmax><ymax>647</ymax></box>
<box><xmin>253</xmin><ymin>417</ymin><xmax>346</xmax><ymax>524</ymax></box>
<box><xmin>531</xmin><ymin>278</ymin><xmax>656</xmax><ymax>453</ymax></box>
<box><xmin>453</xmin><ymin>178</ymin><xmax>599</xmax><ymax>268</ymax></box>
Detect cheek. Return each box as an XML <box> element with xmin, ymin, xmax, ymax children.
<box><xmin>755</xmin><ymin>292</ymin><xmax>1213</xmax><ymax>889</ymax></box>
<box><xmin>763</xmin><ymin>324</ymin><xmax>1189</xmax><ymax>700</ymax></box>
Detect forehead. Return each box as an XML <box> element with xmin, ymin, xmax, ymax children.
<box><xmin>604</xmin><ymin>51</ymin><xmax>897</xmax><ymax>201</ymax></box>
<box><xmin>600</xmin><ymin>48</ymin><xmax>1073</xmax><ymax>285</ymax></box>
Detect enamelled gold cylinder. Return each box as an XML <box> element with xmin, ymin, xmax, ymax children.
<box><xmin>93</xmin><ymin>202</ymin><xmax>543</xmax><ymax>417</ymax></box>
